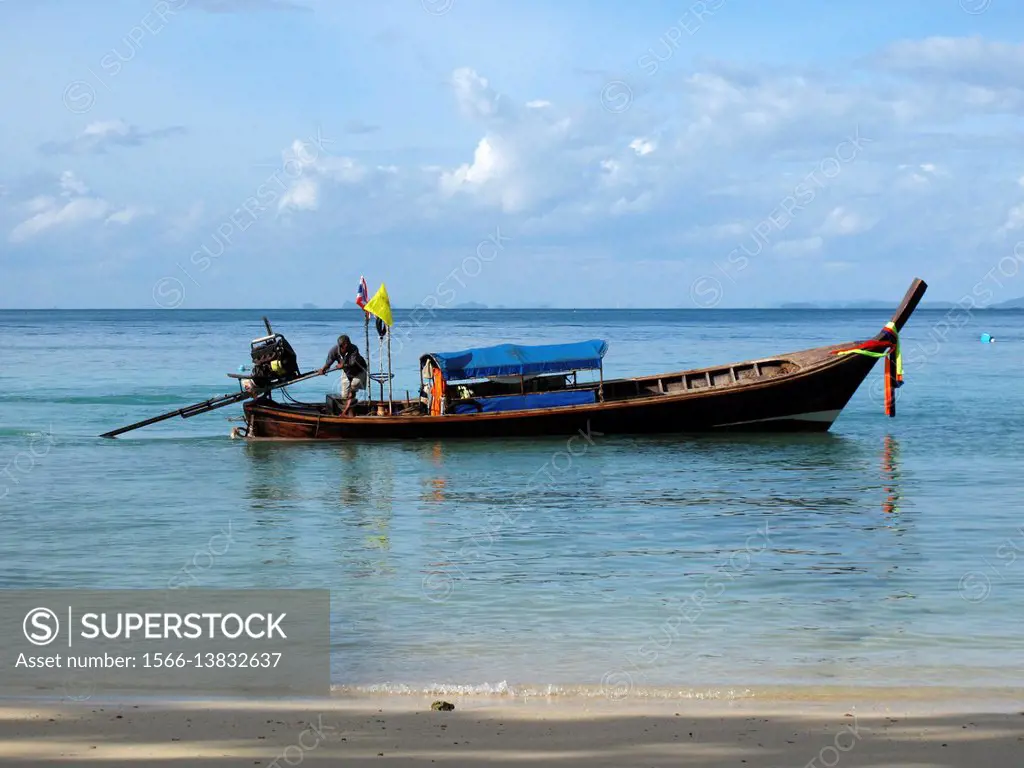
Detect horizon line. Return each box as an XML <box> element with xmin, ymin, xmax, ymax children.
<box><xmin>0</xmin><ymin>304</ymin><xmax>1010</xmax><ymax>311</ymax></box>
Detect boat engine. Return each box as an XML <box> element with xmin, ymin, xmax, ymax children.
<box><xmin>250</xmin><ymin>331</ymin><xmax>300</xmax><ymax>385</ymax></box>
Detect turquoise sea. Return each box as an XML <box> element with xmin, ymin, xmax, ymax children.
<box><xmin>2</xmin><ymin>308</ymin><xmax>1023</xmax><ymax>698</ymax></box>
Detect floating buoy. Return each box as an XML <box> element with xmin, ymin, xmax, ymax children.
<box><xmin>980</xmin><ymin>333</ymin><xmax>995</xmax><ymax>343</ymax></box>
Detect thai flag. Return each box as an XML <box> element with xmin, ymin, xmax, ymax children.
<box><xmin>355</xmin><ymin>276</ymin><xmax>369</xmax><ymax>309</ymax></box>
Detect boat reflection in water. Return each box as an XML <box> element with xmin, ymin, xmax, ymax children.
<box><xmin>239</xmin><ymin>441</ymin><xmax>394</xmax><ymax>578</ymax></box>
<box><xmin>423</xmin><ymin>442</ymin><xmax>448</xmax><ymax>503</ymax></box>
<box><xmin>881</xmin><ymin>434</ymin><xmax>901</xmax><ymax>517</ymax></box>
<box><xmin>242</xmin><ymin>440</ymin><xmax>301</xmax><ymax>510</ymax></box>
<box><xmin>342</xmin><ymin>444</ymin><xmax>394</xmax><ymax>577</ymax></box>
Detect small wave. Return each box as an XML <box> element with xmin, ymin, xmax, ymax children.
<box><xmin>332</xmin><ymin>681</ymin><xmax>755</xmax><ymax>701</ymax></box>
<box><xmin>327</xmin><ymin>682</ymin><xmax>1024</xmax><ymax>712</ymax></box>
<box><xmin>0</xmin><ymin>427</ymin><xmax>57</xmax><ymax>439</ymax></box>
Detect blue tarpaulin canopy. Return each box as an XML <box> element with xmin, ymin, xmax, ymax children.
<box><xmin>422</xmin><ymin>339</ymin><xmax>608</xmax><ymax>382</ymax></box>
<box><xmin>451</xmin><ymin>389</ymin><xmax>597</xmax><ymax>414</ymax></box>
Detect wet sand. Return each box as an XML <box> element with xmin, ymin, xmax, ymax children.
<box><xmin>0</xmin><ymin>692</ymin><xmax>1021</xmax><ymax>766</ymax></box>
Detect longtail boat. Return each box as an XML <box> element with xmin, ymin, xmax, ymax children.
<box><xmin>100</xmin><ymin>278</ymin><xmax>926</xmax><ymax>440</ymax></box>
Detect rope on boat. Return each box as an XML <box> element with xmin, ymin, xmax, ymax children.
<box><xmin>280</xmin><ymin>387</ymin><xmax>301</xmax><ymax>404</ymax></box>
<box><xmin>831</xmin><ymin>321</ymin><xmax>902</xmax><ymax>417</ymax></box>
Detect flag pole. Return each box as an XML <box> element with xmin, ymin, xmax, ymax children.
<box><xmin>363</xmin><ymin>311</ymin><xmax>370</xmax><ymax>406</ymax></box>
<box><xmin>362</xmin><ymin>281</ymin><xmax>393</xmax><ymax>414</ymax></box>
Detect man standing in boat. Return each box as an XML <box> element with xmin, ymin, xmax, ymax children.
<box><xmin>319</xmin><ymin>334</ymin><xmax>367</xmax><ymax>417</ymax></box>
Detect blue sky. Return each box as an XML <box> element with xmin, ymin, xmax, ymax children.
<box><xmin>3</xmin><ymin>0</ymin><xmax>1024</xmax><ymax>308</ymax></box>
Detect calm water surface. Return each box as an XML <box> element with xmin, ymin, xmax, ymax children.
<box><xmin>2</xmin><ymin>308</ymin><xmax>1023</xmax><ymax>697</ymax></box>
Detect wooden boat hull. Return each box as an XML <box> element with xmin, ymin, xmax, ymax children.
<box><xmin>242</xmin><ymin>341</ymin><xmax>878</xmax><ymax>439</ymax></box>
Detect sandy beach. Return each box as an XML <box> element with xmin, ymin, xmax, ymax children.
<box><xmin>0</xmin><ymin>692</ymin><xmax>1021</xmax><ymax>767</ymax></box>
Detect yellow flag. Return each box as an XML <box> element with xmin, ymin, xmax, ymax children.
<box><xmin>363</xmin><ymin>283</ymin><xmax>394</xmax><ymax>328</ymax></box>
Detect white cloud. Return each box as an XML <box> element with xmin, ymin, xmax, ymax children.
<box><xmin>681</xmin><ymin>221</ymin><xmax>751</xmax><ymax>242</ymax></box>
<box><xmin>315</xmin><ymin>155</ymin><xmax>369</xmax><ymax>184</ymax></box>
<box><xmin>279</xmin><ymin>177</ymin><xmax>319</xmax><ymax>211</ymax></box>
<box><xmin>629</xmin><ymin>137</ymin><xmax>656</xmax><ymax>156</ymax></box>
<box><xmin>11</xmin><ymin>197</ymin><xmax>110</xmax><ymax>242</ymax></box>
<box><xmin>166</xmin><ymin>201</ymin><xmax>206</xmax><ymax>240</ymax></box>
<box><xmin>610</xmin><ymin>192</ymin><xmax>652</xmax><ymax>215</ymax></box>
<box><xmin>820</xmin><ymin>206</ymin><xmax>875</xmax><ymax>236</ymax></box>
<box><xmin>279</xmin><ymin>64</ymin><xmax>914</xmax><ymax>231</ymax></box>
<box><xmin>84</xmin><ymin>119</ymin><xmax>131</xmax><ymax>138</ymax></box>
<box><xmin>275</xmin><ymin>138</ymin><xmax>387</xmax><ymax>214</ymax></box>
<box><xmin>895</xmin><ymin>162</ymin><xmax>947</xmax><ymax>189</ymax></box>
<box><xmin>440</xmin><ymin>137</ymin><xmax>511</xmax><ymax>202</ymax></box>
<box><xmin>873</xmin><ymin>36</ymin><xmax>1024</xmax><ymax>87</ymax></box>
<box><xmin>415</xmin><ymin>62</ymin><xmax>969</xmax><ymax>232</ymax></box>
<box><xmin>25</xmin><ymin>196</ymin><xmax>55</xmax><ymax>214</ymax></box>
<box><xmin>39</xmin><ymin>121</ymin><xmax>186</xmax><ymax>155</ymax></box>
<box><xmin>59</xmin><ymin>171</ymin><xmax>88</xmax><ymax>197</ymax></box>
<box><xmin>425</xmin><ymin>67</ymin><xmax>638</xmax><ymax>215</ymax></box>
<box><xmin>998</xmin><ymin>203</ymin><xmax>1024</xmax><ymax>233</ymax></box>
<box><xmin>105</xmin><ymin>205</ymin><xmax>152</xmax><ymax>226</ymax></box>
<box><xmin>824</xmin><ymin>261</ymin><xmax>855</xmax><ymax>271</ymax></box>
<box><xmin>254</xmin><ymin>48</ymin><xmax>1024</xmax><ymax>301</ymax></box>
<box><xmin>452</xmin><ymin>67</ymin><xmax>507</xmax><ymax>121</ymax></box>
<box><xmin>8</xmin><ymin>172</ymin><xmax>147</xmax><ymax>242</ymax></box>
<box><xmin>773</xmin><ymin>236</ymin><xmax>823</xmax><ymax>258</ymax></box>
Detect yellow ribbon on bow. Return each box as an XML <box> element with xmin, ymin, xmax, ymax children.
<box><xmin>834</xmin><ymin>321</ymin><xmax>901</xmax><ymax>380</ymax></box>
